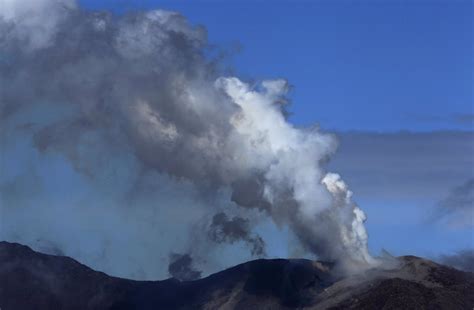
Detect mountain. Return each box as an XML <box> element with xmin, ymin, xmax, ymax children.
<box><xmin>0</xmin><ymin>241</ymin><xmax>473</xmax><ymax>309</ymax></box>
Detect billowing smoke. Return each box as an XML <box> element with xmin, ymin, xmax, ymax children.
<box><xmin>0</xmin><ymin>0</ymin><xmax>375</xmax><ymax>279</ymax></box>
<box><xmin>168</xmin><ymin>253</ymin><xmax>202</xmax><ymax>281</ymax></box>
<box><xmin>208</xmin><ymin>212</ymin><xmax>266</xmax><ymax>257</ymax></box>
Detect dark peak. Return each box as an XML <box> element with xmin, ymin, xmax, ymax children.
<box><xmin>0</xmin><ymin>241</ymin><xmax>472</xmax><ymax>309</ymax></box>
<box><xmin>0</xmin><ymin>241</ymin><xmax>34</xmax><ymax>252</ymax></box>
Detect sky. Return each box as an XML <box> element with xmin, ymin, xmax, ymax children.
<box><xmin>0</xmin><ymin>0</ymin><xmax>472</xmax><ymax>279</ymax></box>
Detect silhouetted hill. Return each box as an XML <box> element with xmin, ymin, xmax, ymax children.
<box><xmin>0</xmin><ymin>241</ymin><xmax>473</xmax><ymax>309</ymax></box>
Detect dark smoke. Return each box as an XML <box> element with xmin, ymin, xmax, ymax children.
<box><xmin>439</xmin><ymin>249</ymin><xmax>474</xmax><ymax>272</ymax></box>
<box><xmin>168</xmin><ymin>253</ymin><xmax>202</xmax><ymax>281</ymax></box>
<box><xmin>208</xmin><ymin>212</ymin><xmax>266</xmax><ymax>257</ymax></box>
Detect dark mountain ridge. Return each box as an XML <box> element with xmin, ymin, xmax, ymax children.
<box><xmin>0</xmin><ymin>241</ymin><xmax>473</xmax><ymax>309</ymax></box>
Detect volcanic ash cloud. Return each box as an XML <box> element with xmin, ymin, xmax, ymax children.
<box><xmin>0</xmin><ymin>0</ymin><xmax>376</xmax><ymax>278</ymax></box>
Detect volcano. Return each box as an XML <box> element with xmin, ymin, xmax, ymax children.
<box><xmin>0</xmin><ymin>241</ymin><xmax>472</xmax><ymax>309</ymax></box>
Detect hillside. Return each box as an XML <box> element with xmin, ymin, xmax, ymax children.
<box><xmin>0</xmin><ymin>241</ymin><xmax>473</xmax><ymax>309</ymax></box>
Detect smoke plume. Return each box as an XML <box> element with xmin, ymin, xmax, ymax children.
<box><xmin>168</xmin><ymin>253</ymin><xmax>202</xmax><ymax>281</ymax></box>
<box><xmin>208</xmin><ymin>212</ymin><xmax>266</xmax><ymax>257</ymax></box>
<box><xmin>438</xmin><ymin>249</ymin><xmax>474</xmax><ymax>273</ymax></box>
<box><xmin>0</xmin><ymin>0</ymin><xmax>375</xmax><ymax>279</ymax></box>
<box><xmin>433</xmin><ymin>179</ymin><xmax>474</xmax><ymax>228</ymax></box>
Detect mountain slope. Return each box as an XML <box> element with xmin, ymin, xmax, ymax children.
<box><xmin>0</xmin><ymin>241</ymin><xmax>472</xmax><ymax>309</ymax></box>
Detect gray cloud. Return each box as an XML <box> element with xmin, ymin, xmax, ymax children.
<box><xmin>434</xmin><ymin>179</ymin><xmax>474</xmax><ymax>228</ymax></box>
<box><xmin>168</xmin><ymin>253</ymin><xmax>202</xmax><ymax>281</ymax></box>
<box><xmin>208</xmin><ymin>212</ymin><xmax>266</xmax><ymax>257</ymax></box>
<box><xmin>438</xmin><ymin>249</ymin><xmax>474</xmax><ymax>272</ymax></box>
<box><xmin>439</xmin><ymin>178</ymin><xmax>474</xmax><ymax>212</ymax></box>
<box><xmin>329</xmin><ymin>131</ymin><xmax>474</xmax><ymax>204</ymax></box>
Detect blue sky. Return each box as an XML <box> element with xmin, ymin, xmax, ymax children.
<box><xmin>81</xmin><ymin>0</ymin><xmax>473</xmax><ymax>131</ymax></box>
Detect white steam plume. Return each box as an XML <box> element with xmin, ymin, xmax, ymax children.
<box><xmin>0</xmin><ymin>0</ymin><xmax>376</xmax><ymax>278</ymax></box>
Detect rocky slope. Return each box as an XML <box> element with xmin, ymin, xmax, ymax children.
<box><xmin>0</xmin><ymin>241</ymin><xmax>473</xmax><ymax>309</ymax></box>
